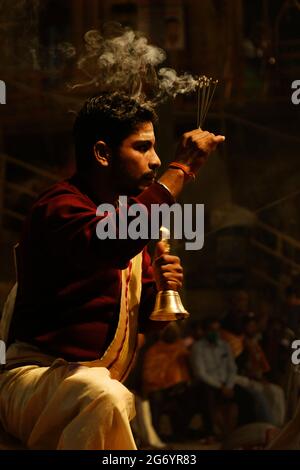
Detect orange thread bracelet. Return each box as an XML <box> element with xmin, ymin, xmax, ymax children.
<box><xmin>168</xmin><ymin>162</ymin><xmax>196</xmax><ymax>181</ymax></box>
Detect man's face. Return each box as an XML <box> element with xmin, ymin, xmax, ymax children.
<box><xmin>112</xmin><ymin>121</ymin><xmax>161</xmax><ymax>196</ymax></box>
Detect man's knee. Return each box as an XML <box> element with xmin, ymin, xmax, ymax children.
<box><xmin>64</xmin><ymin>366</ymin><xmax>135</xmax><ymax>417</ymax></box>
<box><xmin>102</xmin><ymin>380</ymin><xmax>135</xmax><ymax>416</ymax></box>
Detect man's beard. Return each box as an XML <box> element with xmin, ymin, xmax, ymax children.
<box><xmin>110</xmin><ymin>149</ymin><xmax>157</xmax><ymax>196</ymax></box>
<box><xmin>114</xmin><ymin>170</ymin><xmax>157</xmax><ymax>197</ymax></box>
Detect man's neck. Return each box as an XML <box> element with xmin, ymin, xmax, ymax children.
<box><xmin>79</xmin><ymin>170</ymin><xmax>119</xmax><ymax>206</ymax></box>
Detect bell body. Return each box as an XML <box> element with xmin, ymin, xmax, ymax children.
<box><xmin>150</xmin><ymin>290</ymin><xmax>190</xmax><ymax>321</ymax></box>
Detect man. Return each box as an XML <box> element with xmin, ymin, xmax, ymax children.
<box><xmin>190</xmin><ymin>316</ymin><xmax>272</xmax><ymax>436</ymax></box>
<box><xmin>0</xmin><ymin>92</ymin><xmax>225</xmax><ymax>450</ymax></box>
<box><xmin>142</xmin><ymin>322</ymin><xmax>194</xmax><ymax>441</ymax></box>
<box><xmin>240</xmin><ymin>314</ymin><xmax>285</xmax><ymax>427</ymax></box>
<box><xmin>221</xmin><ymin>290</ymin><xmax>250</xmax><ymax>360</ymax></box>
<box><xmin>190</xmin><ymin>317</ymin><xmax>239</xmax><ymax>436</ymax></box>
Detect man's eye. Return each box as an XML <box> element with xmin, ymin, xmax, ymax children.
<box><xmin>135</xmin><ymin>143</ymin><xmax>151</xmax><ymax>152</ymax></box>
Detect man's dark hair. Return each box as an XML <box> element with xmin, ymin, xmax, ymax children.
<box><xmin>73</xmin><ymin>92</ymin><xmax>157</xmax><ymax>172</ymax></box>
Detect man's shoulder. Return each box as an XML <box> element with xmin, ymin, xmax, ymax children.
<box><xmin>32</xmin><ymin>177</ymin><xmax>95</xmax><ymax>217</ymax></box>
<box><xmin>37</xmin><ymin>176</ymin><xmax>89</xmax><ymax>203</ymax></box>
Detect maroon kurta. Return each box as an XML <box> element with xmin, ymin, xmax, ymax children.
<box><xmin>9</xmin><ymin>176</ymin><xmax>174</xmax><ymax>361</ymax></box>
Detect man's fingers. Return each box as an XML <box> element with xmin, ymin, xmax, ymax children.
<box><xmin>193</xmin><ymin>133</ymin><xmax>225</xmax><ymax>144</ymax></box>
<box><xmin>191</xmin><ymin>134</ymin><xmax>225</xmax><ymax>156</ymax></box>
<box><xmin>161</xmin><ymin>263</ymin><xmax>183</xmax><ymax>273</ymax></box>
<box><xmin>183</xmin><ymin>129</ymin><xmax>225</xmax><ymax>140</ymax></box>
<box><xmin>155</xmin><ymin>254</ymin><xmax>180</xmax><ymax>265</ymax></box>
<box><xmin>161</xmin><ymin>272</ymin><xmax>184</xmax><ymax>287</ymax></box>
<box><xmin>214</xmin><ymin>135</ymin><xmax>226</xmax><ymax>143</ymax></box>
<box><xmin>164</xmin><ymin>280</ymin><xmax>182</xmax><ymax>290</ymax></box>
<box><xmin>162</xmin><ymin>276</ymin><xmax>183</xmax><ymax>290</ymax></box>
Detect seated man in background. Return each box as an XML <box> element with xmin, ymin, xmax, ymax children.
<box><xmin>190</xmin><ymin>317</ymin><xmax>239</xmax><ymax>437</ymax></box>
<box><xmin>142</xmin><ymin>323</ymin><xmax>203</xmax><ymax>441</ymax></box>
<box><xmin>191</xmin><ymin>316</ymin><xmax>277</xmax><ymax>435</ymax></box>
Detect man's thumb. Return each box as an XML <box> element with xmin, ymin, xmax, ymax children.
<box><xmin>154</xmin><ymin>240</ymin><xmax>168</xmax><ymax>258</ymax></box>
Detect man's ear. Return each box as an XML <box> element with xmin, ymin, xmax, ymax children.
<box><xmin>93</xmin><ymin>141</ymin><xmax>111</xmax><ymax>167</ymax></box>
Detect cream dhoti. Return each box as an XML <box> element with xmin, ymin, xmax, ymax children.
<box><xmin>0</xmin><ymin>253</ymin><xmax>143</xmax><ymax>450</ymax></box>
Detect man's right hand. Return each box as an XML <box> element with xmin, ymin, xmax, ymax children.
<box><xmin>175</xmin><ymin>129</ymin><xmax>225</xmax><ymax>175</ymax></box>
<box><xmin>158</xmin><ymin>128</ymin><xmax>225</xmax><ymax>199</ymax></box>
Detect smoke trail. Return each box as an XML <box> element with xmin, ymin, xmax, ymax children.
<box><xmin>0</xmin><ymin>9</ymin><xmax>202</xmax><ymax>107</ymax></box>
<box><xmin>67</xmin><ymin>23</ymin><xmax>199</xmax><ymax>106</ymax></box>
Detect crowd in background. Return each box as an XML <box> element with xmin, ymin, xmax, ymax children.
<box><xmin>129</xmin><ymin>280</ymin><xmax>300</xmax><ymax>448</ymax></box>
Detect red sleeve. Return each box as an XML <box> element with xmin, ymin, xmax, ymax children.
<box><xmin>37</xmin><ymin>182</ymin><xmax>174</xmax><ymax>270</ymax></box>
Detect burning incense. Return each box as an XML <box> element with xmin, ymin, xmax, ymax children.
<box><xmin>197</xmin><ymin>76</ymin><xmax>218</xmax><ymax>128</ymax></box>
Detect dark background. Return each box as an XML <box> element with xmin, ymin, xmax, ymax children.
<box><xmin>0</xmin><ymin>0</ymin><xmax>300</xmax><ymax>318</ymax></box>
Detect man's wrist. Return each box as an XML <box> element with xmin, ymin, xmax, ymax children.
<box><xmin>155</xmin><ymin>180</ymin><xmax>172</xmax><ymax>196</ymax></box>
<box><xmin>158</xmin><ymin>167</ymin><xmax>185</xmax><ymax>199</ymax></box>
<box><xmin>168</xmin><ymin>162</ymin><xmax>196</xmax><ymax>181</ymax></box>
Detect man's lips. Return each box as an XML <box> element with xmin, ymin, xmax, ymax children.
<box><xmin>143</xmin><ymin>173</ymin><xmax>156</xmax><ymax>182</ymax></box>
<box><xmin>143</xmin><ymin>176</ymin><xmax>156</xmax><ymax>186</ymax></box>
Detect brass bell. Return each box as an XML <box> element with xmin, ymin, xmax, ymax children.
<box><xmin>150</xmin><ymin>227</ymin><xmax>190</xmax><ymax>322</ymax></box>
<box><xmin>150</xmin><ymin>290</ymin><xmax>190</xmax><ymax>321</ymax></box>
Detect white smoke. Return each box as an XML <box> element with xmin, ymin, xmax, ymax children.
<box><xmin>67</xmin><ymin>23</ymin><xmax>200</xmax><ymax>106</ymax></box>
<box><xmin>0</xmin><ymin>9</ymin><xmax>205</xmax><ymax>107</ymax></box>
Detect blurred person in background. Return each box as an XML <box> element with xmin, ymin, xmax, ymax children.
<box><xmin>239</xmin><ymin>314</ymin><xmax>285</xmax><ymax>427</ymax></box>
<box><xmin>142</xmin><ymin>322</ymin><xmax>204</xmax><ymax>442</ymax></box>
<box><xmin>190</xmin><ymin>317</ymin><xmax>241</xmax><ymax>437</ymax></box>
<box><xmin>221</xmin><ymin>290</ymin><xmax>250</xmax><ymax>360</ymax></box>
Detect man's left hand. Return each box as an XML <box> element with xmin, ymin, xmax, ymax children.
<box><xmin>152</xmin><ymin>240</ymin><xmax>184</xmax><ymax>292</ymax></box>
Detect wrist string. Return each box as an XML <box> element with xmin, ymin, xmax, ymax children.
<box><xmin>168</xmin><ymin>162</ymin><xmax>196</xmax><ymax>181</ymax></box>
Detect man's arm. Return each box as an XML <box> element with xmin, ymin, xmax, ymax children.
<box><xmin>42</xmin><ymin>129</ymin><xmax>225</xmax><ymax>269</ymax></box>
<box><xmin>41</xmin><ymin>182</ymin><xmax>174</xmax><ymax>270</ymax></box>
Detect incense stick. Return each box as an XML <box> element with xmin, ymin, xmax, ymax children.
<box><xmin>197</xmin><ymin>76</ymin><xmax>218</xmax><ymax>129</ymax></box>
<box><xmin>201</xmin><ymin>79</ymin><xmax>218</xmax><ymax>126</ymax></box>
<box><xmin>200</xmin><ymin>78</ymin><xmax>207</xmax><ymax>128</ymax></box>
<box><xmin>197</xmin><ymin>79</ymin><xmax>201</xmax><ymax>128</ymax></box>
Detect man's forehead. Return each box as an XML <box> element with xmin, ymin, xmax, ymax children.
<box><xmin>132</xmin><ymin>122</ymin><xmax>155</xmax><ymax>140</ymax></box>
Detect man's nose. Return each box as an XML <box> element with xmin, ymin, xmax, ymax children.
<box><xmin>149</xmin><ymin>150</ymin><xmax>161</xmax><ymax>170</ymax></box>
